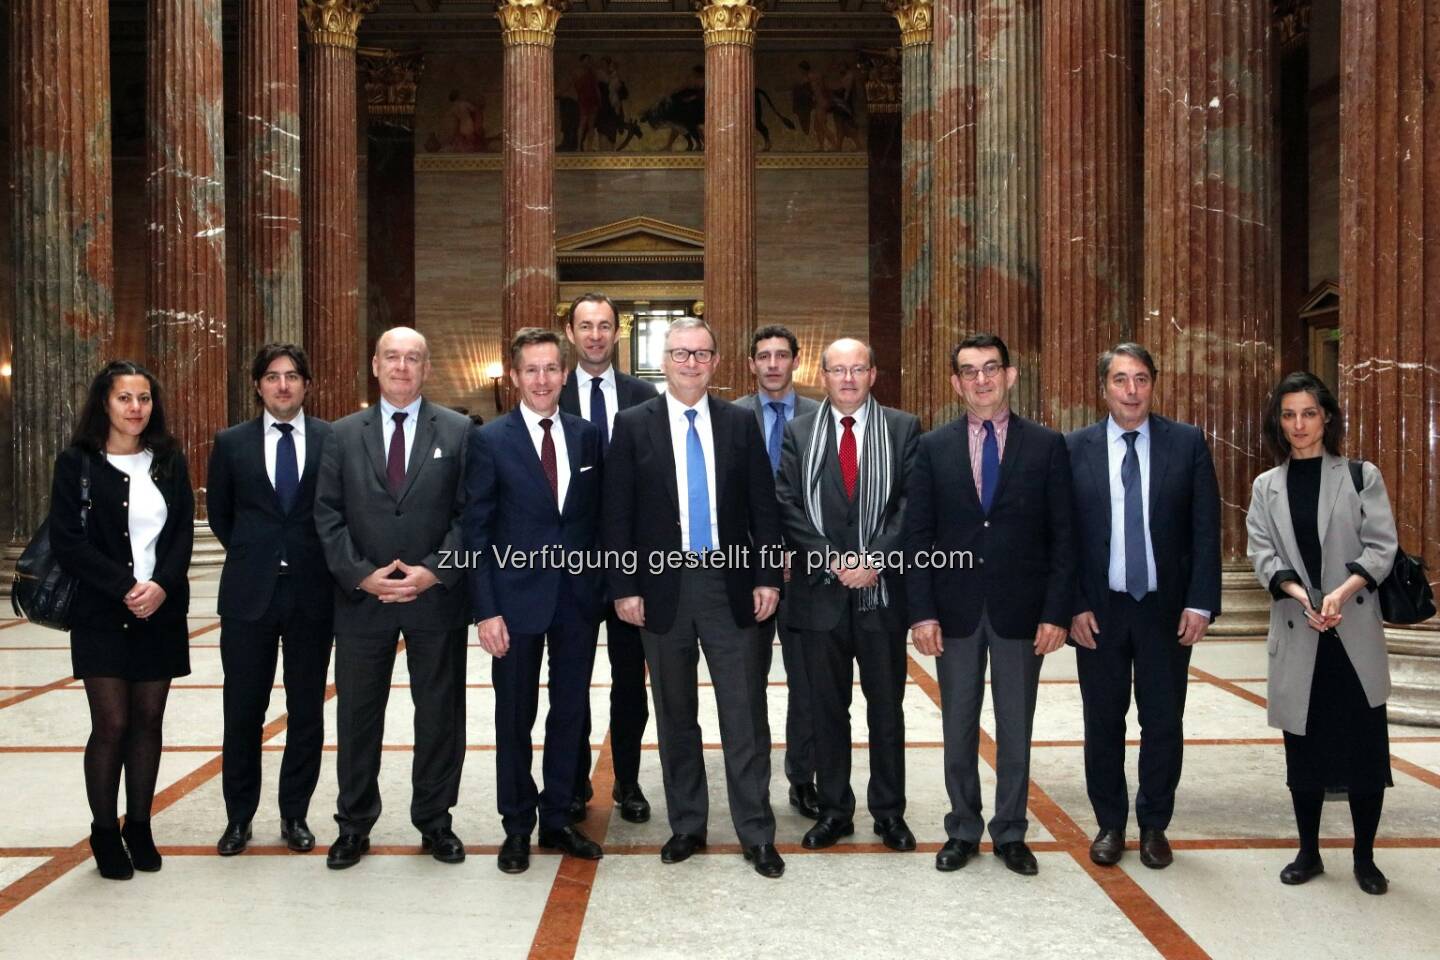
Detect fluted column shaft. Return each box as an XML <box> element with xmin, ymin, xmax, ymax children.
<box><xmin>234</xmin><ymin>0</ymin><xmax>303</xmax><ymax>419</ymax></box>
<box><xmin>862</xmin><ymin>53</ymin><xmax>903</xmax><ymax>410</ymax></box>
<box><xmin>930</xmin><ymin>0</ymin><xmax>973</xmax><ymax>426</ymax></box>
<box><xmin>1140</xmin><ymin>0</ymin><xmax>1274</xmax><ymax>560</ymax></box>
<box><xmin>893</xmin><ymin>2</ymin><xmax>934</xmax><ymax>423</ymax></box>
<box><xmin>1041</xmin><ymin>0</ymin><xmax>1138</xmax><ymax>431</ymax></box>
<box><xmin>9</xmin><ymin>0</ymin><xmax>113</xmax><ymax>537</ymax></box>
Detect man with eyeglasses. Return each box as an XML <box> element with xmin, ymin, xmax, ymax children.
<box><xmin>735</xmin><ymin>325</ymin><xmax>822</xmax><ymax>820</ymax></box>
<box><xmin>774</xmin><ymin>339</ymin><xmax>920</xmax><ymax>852</ymax></box>
<box><xmin>904</xmin><ymin>333</ymin><xmax>1075</xmax><ymax>876</ymax></box>
<box><xmin>1065</xmin><ymin>344</ymin><xmax>1220</xmax><ymax>870</ymax></box>
<box><xmin>601</xmin><ymin>317</ymin><xmax>788</xmax><ymax>878</ymax></box>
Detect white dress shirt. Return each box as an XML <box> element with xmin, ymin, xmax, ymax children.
<box><xmin>379</xmin><ymin>395</ymin><xmax>423</xmax><ymax>470</ymax></box>
<box><xmin>575</xmin><ymin>366</ymin><xmax>618</xmax><ymax>435</ymax></box>
<box><xmin>666</xmin><ymin>391</ymin><xmax>721</xmax><ymax>551</ymax></box>
<box><xmin>106</xmin><ymin>450</ymin><xmax>166</xmax><ymax>582</ymax></box>
<box><xmin>829</xmin><ymin>403</ymin><xmax>868</xmax><ymax>463</ymax></box>
<box><xmin>263</xmin><ymin>409</ymin><xmax>307</xmax><ymax>488</ymax></box>
<box><xmin>519</xmin><ymin>402</ymin><xmax>570</xmax><ymax>508</ymax></box>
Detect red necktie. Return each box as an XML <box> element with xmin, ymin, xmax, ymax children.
<box><xmin>386</xmin><ymin>411</ymin><xmax>408</xmax><ymax>497</ymax></box>
<box><xmin>540</xmin><ymin>417</ymin><xmax>558</xmax><ymax>504</ymax></box>
<box><xmin>839</xmin><ymin>415</ymin><xmax>857</xmax><ymax>500</ymax></box>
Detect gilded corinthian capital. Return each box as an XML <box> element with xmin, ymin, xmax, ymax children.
<box><xmin>496</xmin><ymin>0</ymin><xmax>568</xmax><ymax>47</ymax></box>
<box><xmin>300</xmin><ymin>0</ymin><xmax>380</xmax><ymax>50</ymax></box>
<box><xmin>695</xmin><ymin>0</ymin><xmax>765</xmax><ymax>48</ymax></box>
<box><xmin>886</xmin><ymin>0</ymin><xmax>933</xmax><ymax>48</ymax></box>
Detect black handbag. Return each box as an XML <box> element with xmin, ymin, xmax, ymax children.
<box><xmin>11</xmin><ymin>455</ymin><xmax>91</xmax><ymax>631</ymax></box>
<box><xmin>1348</xmin><ymin>460</ymin><xmax>1436</xmax><ymax>625</ymax></box>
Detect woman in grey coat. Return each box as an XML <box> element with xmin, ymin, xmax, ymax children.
<box><xmin>1246</xmin><ymin>372</ymin><xmax>1398</xmax><ymax>895</ymax></box>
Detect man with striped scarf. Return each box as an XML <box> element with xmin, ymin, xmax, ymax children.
<box><xmin>775</xmin><ymin>338</ymin><xmax>921</xmax><ymax>852</ymax></box>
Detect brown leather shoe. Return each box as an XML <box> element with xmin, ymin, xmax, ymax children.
<box><xmin>1138</xmin><ymin>828</ymin><xmax>1173</xmax><ymax>869</ymax></box>
<box><xmin>1089</xmin><ymin>828</ymin><xmax>1124</xmax><ymax>866</ymax></box>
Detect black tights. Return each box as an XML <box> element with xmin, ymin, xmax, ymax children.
<box><xmin>1290</xmin><ymin>787</ymin><xmax>1385</xmax><ymax>863</ymax></box>
<box><xmin>82</xmin><ymin>678</ymin><xmax>172</xmax><ymax>826</ymax></box>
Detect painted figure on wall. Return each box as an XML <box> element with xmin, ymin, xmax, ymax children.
<box><xmin>426</xmin><ymin>90</ymin><xmax>492</xmax><ymax>153</ymax></box>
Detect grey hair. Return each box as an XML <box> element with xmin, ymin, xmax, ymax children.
<box><xmin>1097</xmin><ymin>342</ymin><xmax>1157</xmax><ymax>386</ymax></box>
<box><xmin>664</xmin><ymin>316</ymin><xmax>717</xmax><ymax>349</ymax></box>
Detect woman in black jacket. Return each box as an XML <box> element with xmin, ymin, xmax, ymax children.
<box><xmin>48</xmin><ymin>361</ymin><xmax>193</xmax><ymax>880</ymax></box>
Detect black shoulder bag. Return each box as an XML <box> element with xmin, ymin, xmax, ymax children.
<box><xmin>1347</xmin><ymin>459</ymin><xmax>1436</xmax><ymax>625</ymax></box>
<box><xmin>11</xmin><ymin>455</ymin><xmax>92</xmax><ymax>631</ymax></box>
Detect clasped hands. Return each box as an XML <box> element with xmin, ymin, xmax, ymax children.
<box><xmin>1283</xmin><ymin>581</ymin><xmax>1356</xmax><ymax>632</ymax></box>
<box><xmin>124</xmin><ymin>580</ymin><xmax>167</xmax><ymax>620</ymax></box>
<box><xmin>358</xmin><ymin>560</ymin><xmax>439</xmax><ymax>604</ymax></box>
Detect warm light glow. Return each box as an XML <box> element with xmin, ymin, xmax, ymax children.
<box><xmin>0</xmin><ymin>362</ymin><xmax>10</xmax><ymax>378</ymax></box>
<box><xmin>359</xmin><ymin>401</ymin><xmax>369</xmax><ymax>408</ymax></box>
<box><xmin>484</xmin><ymin>361</ymin><xmax>504</xmax><ymax>380</ymax></box>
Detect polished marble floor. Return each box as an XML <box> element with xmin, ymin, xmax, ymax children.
<box><xmin>2</xmin><ymin>576</ymin><xmax>1438</xmax><ymax>959</ymax></box>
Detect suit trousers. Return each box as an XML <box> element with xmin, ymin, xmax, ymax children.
<box><xmin>1076</xmin><ymin>591</ymin><xmax>1193</xmax><ymax>831</ymax></box>
<box><xmin>496</xmin><ymin>612</ymin><xmax>599</xmax><ymax>835</ymax></box>
<box><xmin>796</xmin><ymin>604</ymin><xmax>907</xmax><ymax>822</ymax></box>
<box><xmin>759</xmin><ymin>599</ymin><xmax>816</xmax><ymax>788</ymax></box>
<box><xmin>937</xmin><ymin>610</ymin><xmax>1043</xmax><ymax>845</ymax></box>
<box><xmin>333</xmin><ymin>624</ymin><xmax>467</xmax><ymax>836</ymax></box>
<box><xmin>219</xmin><ymin>573</ymin><xmax>333</xmax><ymax>823</ymax></box>
<box><xmin>575</xmin><ymin>610</ymin><xmax>649</xmax><ymax>792</ymax></box>
<box><xmin>641</xmin><ymin>566</ymin><xmax>775</xmax><ymax>847</ymax></box>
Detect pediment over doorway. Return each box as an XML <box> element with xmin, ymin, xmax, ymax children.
<box><xmin>556</xmin><ymin>217</ymin><xmax>704</xmax><ymax>263</ymax></box>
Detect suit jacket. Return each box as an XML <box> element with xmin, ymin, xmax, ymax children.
<box><xmin>1065</xmin><ymin>415</ymin><xmax>1222</xmax><ymax>625</ymax></box>
<box><xmin>903</xmin><ymin>413</ymin><xmax>1075</xmax><ymax>639</ymax></box>
<box><xmin>774</xmin><ymin>405</ymin><xmax>920</xmax><ymax>633</ymax></box>
<box><xmin>1246</xmin><ymin>454</ymin><xmax>1398</xmax><ymax>734</ymax></box>
<box><xmin>601</xmin><ymin>393</ymin><xmax>784</xmax><ymax>634</ymax></box>
<box><xmin>734</xmin><ymin>391</ymin><xmax>822</xmax><ymax>443</ymax></box>
<box><xmin>207</xmin><ymin>414</ymin><xmax>333</xmax><ymax>622</ymax></box>
<box><xmin>48</xmin><ymin>446</ymin><xmax>194</xmax><ymax>630</ymax></box>
<box><xmin>462</xmin><ymin>408</ymin><xmax>604</xmax><ymax>634</ymax></box>
<box><xmin>559</xmin><ymin>367</ymin><xmax>657</xmax><ymax>420</ymax></box>
<box><xmin>314</xmin><ymin>398</ymin><xmax>472</xmax><ymax>634</ymax></box>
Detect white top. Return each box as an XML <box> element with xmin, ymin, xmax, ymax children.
<box><xmin>379</xmin><ymin>395</ymin><xmax>423</xmax><ymax>469</ymax></box>
<box><xmin>829</xmin><ymin>403</ymin><xmax>869</xmax><ymax>463</ymax></box>
<box><xmin>575</xmin><ymin>366</ymin><xmax>618</xmax><ymax>435</ymax></box>
<box><xmin>107</xmin><ymin>450</ymin><xmax>166</xmax><ymax>582</ymax></box>
<box><xmin>519</xmin><ymin>403</ymin><xmax>570</xmax><ymax>508</ymax></box>
<box><xmin>665</xmin><ymin>391</ymin><xmax>721</xmax><ymax>551</ymax></box>
<box><xmin>263</xmin><ymin>409</ymin><xmax>307</xmax><ymax>488</ymax></box>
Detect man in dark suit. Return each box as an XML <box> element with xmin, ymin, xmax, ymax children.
<box><xmin>1066</xmin><ymin>343</ymin><xmax>1221</xmax><ymax>869</ymax></box>
<box><xmin>904</xmin><ymin>333</ymin><xmax>1075</xmax><ymax>876</ymax></box>
<box><xmin>559</xmin><ymin>292</ymin><xmax>658</xmax><ymax>824</ymax></box>
<box><xmin>314</xmin><ymin>326</ymin><xmax>472</xmax><ymax>870</ymax></box>
<box><xmin>464</xmin><ymin>328</ymin><xmax>606</xmax><ymax>875</ymax></box>
<box><xmin>207</xmin><ymin>344</ymin><xmax>333</xmax><ymax>857</ymax></box>
<box><xmin>602</xmin><ymin>317</ymin><xmax>787</xmax><ymax>878</ymax></box>
<box><xmin>735</xmin><ymin>324</ymin><xmax>822</xmax><ymax>820</ymax></box>
<box><xmin>775</xmin><ymin>338</ymin><xmax>920</xmax><ymax>851</ymax></box>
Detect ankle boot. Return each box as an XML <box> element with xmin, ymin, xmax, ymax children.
<box><xmin>89</xmin><ymin>822</ymin><xmax>134</xmax><ymax>880</ymax></box>
<box><xmin>121</xmin><ymin>818</ymin><xmax>162</xmax><ymax>872</ymax></box>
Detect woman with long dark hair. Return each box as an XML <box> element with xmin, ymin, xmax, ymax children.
<box><xmin>1245</xmin><ymin>372</ymin><xmax>1398</xmax><ymax>894</ymax></box>
<box><xmin>47</xmin><ymin>361</ymin><xmax>194</xmax><ymax>879</ymax></box>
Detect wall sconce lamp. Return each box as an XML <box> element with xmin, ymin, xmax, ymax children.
<box><xmin>485</xmin><ymin>361</ymin><xmax>505</xmax><ymax>412</ymax></box>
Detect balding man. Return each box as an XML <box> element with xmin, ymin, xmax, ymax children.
<box><xmin>315</xmin><ymin>327</ymin><xmax>474</xmax><ymax>870</ymax></box>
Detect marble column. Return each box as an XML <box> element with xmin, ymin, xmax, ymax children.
<box><xmin>233</xmin><ymin>0</ymin><xmax>303</xmax><ymax>420</ymax></box>
<box><xmin>9</xmin><ymin>0</ymin><xmax>113</xmax><ymax>538</ymax></box>
<box><xmin>697</xmin><ymin>0</ymin><xmax>761</xmax><ymax>397</ymax></box>
<box><xmin>890</xmin><ymin>1</ymin><xmax>934</xmax><ymax>423</ymax></box>
<box><xmin>146</xmin><ymin>0</ymin><xmax>227</xmax><ymax>514</ymax></box>
<box><xmin>300</xmin><ymin>0</ymin><xmax>375</xmax><ymax>421</ymax></box>
<box><xmin>1340</xmin><ymin>0</ymin><xmax>1440</xmax><ymax>724</ymax></box>
<box><xmin>1040</xmin><ymin>0</ymin><xmax>1138</xmax><ymax>431</ymax></box>
<box><xmin>929</xmin><ymin>0</ymin><xmax>973</xmax><ymax>427</ymax></box>
<box><xmin>861</xmin><ymin>51</ymin><xmax>903</xmax><ymax>410</ymax></box>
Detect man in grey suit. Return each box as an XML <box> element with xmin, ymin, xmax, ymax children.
<box><xmin>734</xmin><ymin>324</ymin><xmax>821</xmax><ymax>820</ymax></box>
<box><xmin>315</xmin><ymin>327</ymin><xmax>472</xmax><ymax>870</ymax></box>
<box><xmin>775</xmin><ymin>338</ymin><xmax>920</xmax><ymax>851</ymax></box>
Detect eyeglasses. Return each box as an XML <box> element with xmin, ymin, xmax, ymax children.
<box><xmin>823</xmin><ymin>365</ymin><xmax>872</xmax><ymax>379</ymax></box>
<box><xmin>956</xmin><ymin>361</ymin><xmax>1004</xmax><ymax>382</ymax></box>
<box><xmin>667</xmin><ymin>348</ymin><xmax>716</xmax><ymax>363</ymax></box>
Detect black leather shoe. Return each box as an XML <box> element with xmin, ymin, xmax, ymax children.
<box><xmin>498</xmin><ymin>834</ymin><xmax>530</xmax><ymax>874</ymax></box>
<box><xmin>89</xmin><ymin>822</ymin><xmax>133</xmax><ymax>880</ymax></box>
<box><xmin>744</xmin><ymin>843</ymin><xmax>785</xmax><ymax>878</ymax></box>
<box><xmin>612</xmin><ymin>782</ymin><xmax>651</xmax><ymax>824</ymax></box>
<box><xmin>1138</xmin><ymin>828</ymin><xmax>1173</xmax><ymax>869</ymax></box>
<box><xmin>567</xmin><ymin>779</ymin><xmax>594</xmax><ymax>823</ymax></box>
<box><xmin>538</xmin><ymin>825</ymin><xmax>604</xmax><ymax>860</ymax></box>
<box><xmin>216</xmin><ymin>821</ymin><xmax>252</xmax><ymax>857</ymax></box>
<box><xmin>1279</xmin><ymin>852</ymin><xmax>1324</xmax><ymax>885</ymax></box>
<box><xmin>122</xmin><ymin>819</ymin><xmax>162</xmax><ymax>872</ymax></box>
<box><xmin>1090</xmin><ymin>828</ymin><xmax>1125</xmax><ymax>866</ymax></box>
<box><xmin>801</xmin><ymin>817</ymin><xmax>855</xmax><ymax>849</ymax></box>
<box><xmin>873</xmin><ymin>817</ymin><xmax>916</xmax><ymax>852</ymax></box>
<box><xmin>280</xmin><ymin>818</ymin><xmax>315</xmax><ymax>853</ymax></box>
<box><xmin>935</xmin><ymin>838</ymin><xmax>978</xmax><ymax>872</ymax></box>
<box><xmin>420</xmin><ymin>827</ymin><xmax>466</xmax><ymax>864</ymax></box>
<box><xmin>994</xmin><ymin>840</ymin><xmax>1039</xmax><ymax>876</ymax></box>
<box><xmin>326</xmin><ymin>833</ymin><xmax>369</xmax><ymax>870</ymax></box>
<box><xmin>660</xmin><ymin>833</ymin><xmax>706</xmax><ymax>864</ymax></box>
<box><xmin>1354</xmin><ymin>860</ymin><xmax>1388</xmax><ymax>895</ymax></box>
<box><xmin>787</xmin><ymin>782</ymin><xmax>821</xmax><ymax>820</ymax></box>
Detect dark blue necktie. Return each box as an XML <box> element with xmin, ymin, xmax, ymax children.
<box><xmin>766</xmin><ymin>401</ymin><xmax>785</xmax><ymax>473</ymax></box>
<box><xmin>274</xmin><ymin>422</ymin><xmax>299</xmax><ymax>513</ymax></box>
<box><xmin>685</xmin><ymin>409</ymin><xmax>713</xmax><ymax>551</ymax></box>
<box><xmin>979</xmin><ymin>420</ymin><xmax>999</xmax><ymax>513</ymax></box>
<box><xmin>590</xmin><ymin>376</ymin><xmax>609</xmax><ymax>453</ymax></box>
<box><xmin>1122</xmin><ymin>431</ymin><xmax>1148</xmax><ymax>600</ymax></box>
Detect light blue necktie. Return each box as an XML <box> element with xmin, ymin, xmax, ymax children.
<box><xmin>685</xmin><ymin>409</ymin><xmax>713</xmax><ymax>551</ymax></box>
<box><xmin>766</xmin><ymin>401</ymin><xmax>785</xmax><ymax>473</ymax></box>
<box><xmin>1122</xmin><ymin>431</ymin><xmax>1148</xmax><ymax>600</ymax></box>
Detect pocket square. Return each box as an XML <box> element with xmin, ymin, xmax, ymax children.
<box><xmin>433</xmin><ymin>447</ymin><xmax>443</xmax><ymax>459</ymax></box>
<box><xmin>579</xmin><ymin>465</ymin><xmax>594</xmax><ymax>473</ymax></box>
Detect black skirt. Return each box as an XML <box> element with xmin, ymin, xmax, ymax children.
<box><xmin>71</xmin><ymin>615</ymin><xmax>191</xmax><ymax>681</ymax></box>
<box><xmin>1283</xmin><ymin>628</ymin><xmax>1392</xmax><ymax>793</ymax></box>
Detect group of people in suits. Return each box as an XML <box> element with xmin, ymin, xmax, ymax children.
<box><xmin>46</xmin><ymin>294</ymin><xmax>1403</xmax><ymax>894</ymax></box>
